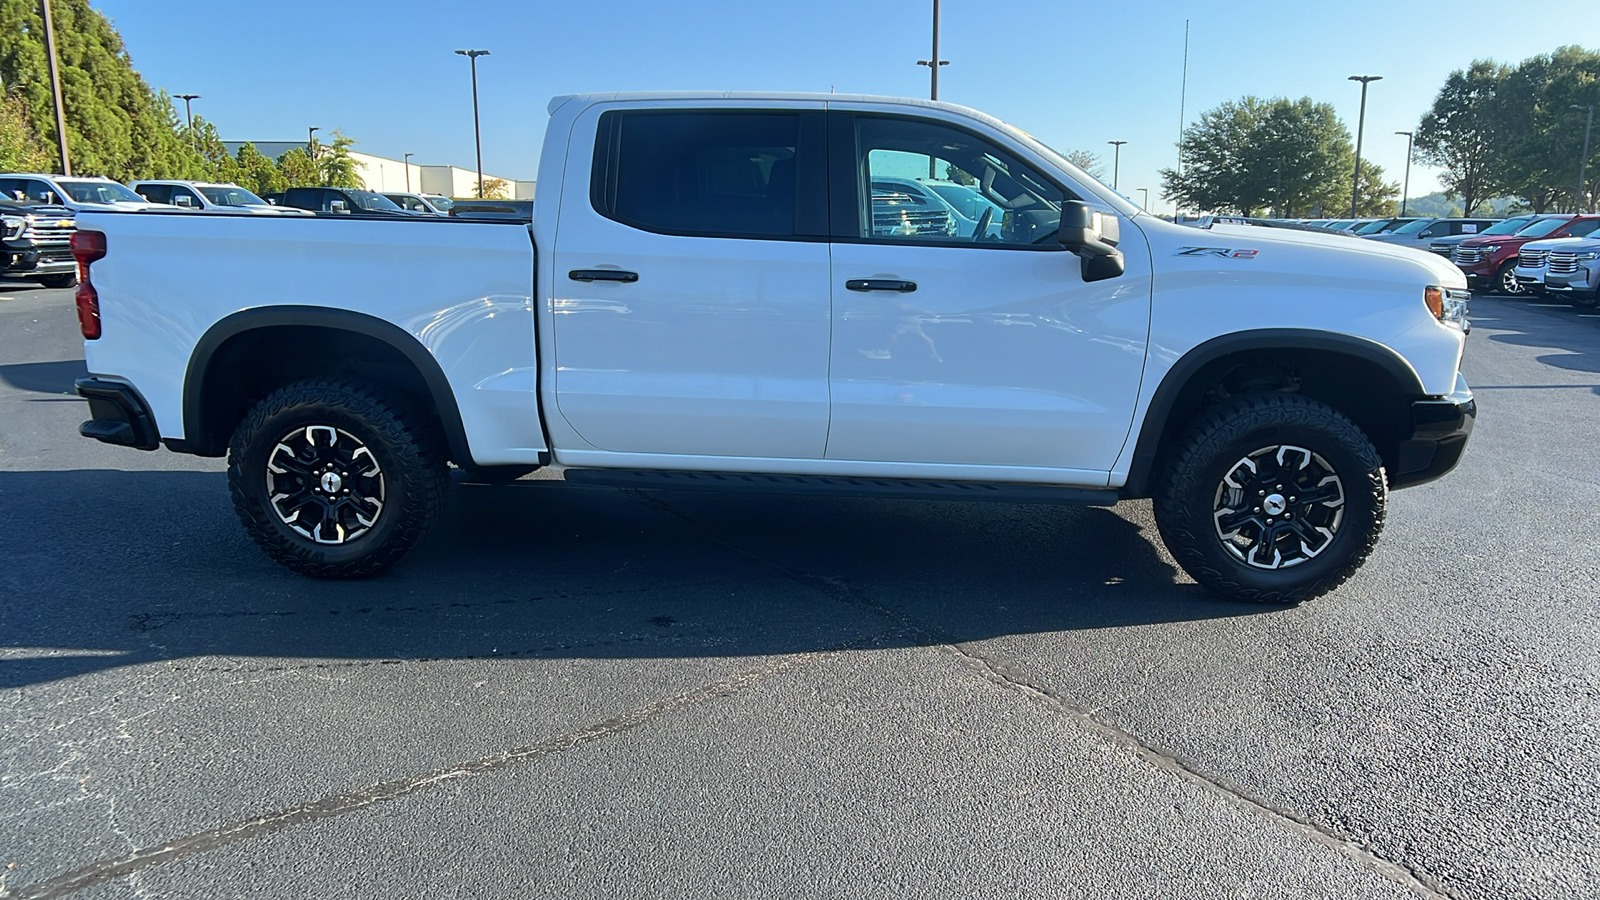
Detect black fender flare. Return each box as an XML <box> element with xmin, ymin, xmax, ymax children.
<box><xmin>178</xmin><ymin>306</ymin><xmax>472</xmax><ymax>463</ymax></box>
<box><xmin>1120</xmin><ymin>329</ymin><xmax>1425</xmax><ymax>497</ymax></box>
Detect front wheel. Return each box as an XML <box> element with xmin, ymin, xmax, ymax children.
<box><xmin>1153</xmin><ymin>393</ymin><xmax>1386</xmax><ymax>604</ymax></box>
<box><xmin>38</xmin><ymin>272</ymin><xmax>76</xmax><ymax>289</ymax></box>
<box><xmin>1496</xmin><ymin>262</ymin><xmax>1526</xmax><ymax>296</ymax></box>
<box><xmin>227</xmin><ymin>379</ymin><xmax>449</xmax><ymax>578</ymax></box>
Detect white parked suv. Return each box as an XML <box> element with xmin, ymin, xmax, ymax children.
<box><xmin>68</xmin><ymin>92</ymin><xmax>1476</xmax><ymax>604</ymax></box>
<box><xmin>130</xmin><ymin>180</ymin><xmax>306</xmax><ymax>215</ymax></box>
<box><xmin>0</xmin><ymin>173</ymin><xmax>162</xmax><ymax>212</ymax></box>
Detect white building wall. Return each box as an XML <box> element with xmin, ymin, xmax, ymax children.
<box><xmin>224</xmin><ymin>141</ymin><xmax>526</xmax><ymax>199</ymax></box>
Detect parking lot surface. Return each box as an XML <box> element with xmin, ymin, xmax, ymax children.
<box><xmin>3</xmin><ymin>284</ymin><xmax>1597</xmax><ymax>899</ymax></box>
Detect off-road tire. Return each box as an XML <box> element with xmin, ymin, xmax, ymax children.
<box><xmin>38</xmin><ymin>273</ymin><xmax>76</xmax><ymax>289</ymax></box>
<box><xmin>228</xmin><ymin>379</ymin><xmax>449</xmax><ymax>578</ymax></box>
<box><xmin>1153</xmin><ymin>393</ymin><xmax>1386</xmax><ymax>605</ymax></box>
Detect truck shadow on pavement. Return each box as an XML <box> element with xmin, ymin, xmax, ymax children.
<box><xmin>0</xmin><ymin>359</ymin><xmax>87</xmax><ymax>394</ymax></box>
<box><xmin>0</xmin><ymin>470</ymin><xmax>1267</xmax><ymax>689</ymax></box>
<box><xmin>1475</xmin><ymin>300</ymin><xmax>1600</xmax><ymax>379</ymax></box>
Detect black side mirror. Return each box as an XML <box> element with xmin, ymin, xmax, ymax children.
<box><xmin>1059</xmin><ymin>201</ymin><xmax>1125</xmax><ymax>282</ymax></box>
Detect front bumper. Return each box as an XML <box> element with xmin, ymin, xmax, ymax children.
<box><xmin>1391</xmin><ymin>374</ymin><xmax>1475</xmax><ymax>490</ymax></box>
<box><xmin>2</xmin><ymin>246</ymin><xmax>75</xmax><ymax>276</ymax></box>
<box><xmin>75</xmin><ymin>378</ymin><xmax>160</xmax><ymax>451</ymax></box>
<box><xmin>1543</xmin><ymin>268</ymin><xmax>1599</xmax><ymax>297</ymax></box>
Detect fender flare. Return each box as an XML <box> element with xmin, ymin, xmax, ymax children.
<box><xmin>179</xmin><ymin>306</ymin><xmax>472</xmax><ymax>463</ymax></box>
<box><xmin>1120</xmin><ymin>329</ymin><xmax>1425</xmax><ymax>497</ymax></box>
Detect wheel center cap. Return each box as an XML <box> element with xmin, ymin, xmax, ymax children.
<box><xmin>1263</xmin><ymin>493</ymin><xmax>1288</xmax><ymax>516</ymax></box>
<box><xmin>320</xmin><ymin>472</ymin><xmax>343</xmax><ymax>494</ymax></box>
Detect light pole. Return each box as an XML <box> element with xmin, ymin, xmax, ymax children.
<box><xmin>403</xmin><ymin>152</ymin><xmax>414</xmax><ymax>192</ymax></box>
<box><xmin>1348</xmin><ymin>75</ymin><xmax>1382</xmax><ymax>217</ymax></box>
<box><xmin>1138</xmin><ymin>187</ymin><xmax>1149</xmax><ymax>209</ymax></box>
<box><xmin>38</xmin><ymin>0</ymin><xmax>71</xmax><ymax>175</ymax></box>
<box><xmin>1572</xmin><ymin>105</ymin><xmax>1593</xmax><ymax>213</ymax></box>
<box><xmin>456</xmin><ymin>49</ymin><xmax>490</xmax><ymax>198</ymax></box>
<box><xmin>307</xmin><ymin>126</ymin><xmax>319</xmax><ymax>160</ymax></box>
<box><xmin>1269</xmin><ymin>158</ymin><xmax>1282</xmax><ymax>217</ymax></box>
<box><xmin>1108</xmin><ymin>140</ymin><xmax>1127</xmax><ymax>190</ymax></box>
<box><xmin>175</xmin><ymin>94</ymin><xmax>200</xmax><ymax>131</ymax></box>
<box><xmin>1395</xmin><ymin>131</ymin><xmax>1413</xmax><ymax>216</ymax></box>
<box><xmin>915</xmin><ymin>0</ymin><xmax>949</xmax><ymax>101</ymax></box>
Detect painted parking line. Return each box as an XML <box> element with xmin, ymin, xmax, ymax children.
<box><xmin>1528</xmin><ymin>303</ymin><xmax>1570</xmax><ymax>308</ymax></box>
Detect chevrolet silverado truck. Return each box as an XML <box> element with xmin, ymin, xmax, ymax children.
<box><xmin>1</xmin><ymin>197</ymin><xmax>77</xmax><ymax>288</ymax></box>
<box><xmin>69</xmin><ymin>92</ymin><xmax>1476</xmax><ymax>604</ymax></box>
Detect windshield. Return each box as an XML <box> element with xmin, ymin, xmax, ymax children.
<box><xmin>199</xmin><ymin>186</ymin><xmax>269</xmax><ymax>207</ymax></box>
<box><xmin>1391</xmin><ymin>219</ymin><xmax>1434</xmax><ymax>234</ymax></box>
<box><xmin>1353</xmin><ymin>219</ymin><xmax>1396</xmax><ymax>234</ymax></box>
<box><xmin>1517</xmin><ymin>217</ymin><xmax>1570</xmax><ymax>238</ymax></box>
<box><xmin>60</xmin><ymin>180</ymin><xmax>145</xmax><ymax>204</ymax></box>
<box><xmin>348</xmin><ymin>190</ymin><xmax>403</xmax><ymax>212</ymax></box>
<box><xmin>426</xmin><ymin>196</ymin><xmax>454</xmax><ymax>211</ymax></box>
<box><xmin>926</xmin><ymin>182</ymin><xmax>1002</xmax><ymax>222</ymax></box>
<box><xmin>1480</xmin><ymin>217</ymin><xmax>1532</xmax><ymax>235</ymax></box>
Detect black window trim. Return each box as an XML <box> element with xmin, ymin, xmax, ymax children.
<box><xmin>826</xmin><ymin>110</ymin><xmax>1076</xmax><ymax>254</ymax></box>
<box><xmin>589</xmin><ymin>107</ymin><xmax>830</xmax><ymax>243</ymax></box>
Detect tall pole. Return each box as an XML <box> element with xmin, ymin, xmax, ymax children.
<box><xmin>457</xmin><ymin>50</ymin><xmax>490</xmax><ymax>198</ymax></box>
<box><xmin>1395</xmin><ymin>131</ymin><xmax>1413</xmax><ymax>216</ymax></box>
<box><xmin>1272</xmin><ymin>158</ymin><xmax>1282</xmax><ymax>217</ymax></box>
<box><xmin>307</xmin><ymin>126</ymin><xmax>320</xmax><ymax>161</ymax></box>
<box><xmin>176</xmin><ymin>94</ymin><xmax>200</xmax><ymax>130</ymax></box>
<box><xmin>38</xmin><ymin>0</ymin><xmax>71</xmax><ymax>175</ymax></box>
<box><xmin>1176</xmin><ymin>19</ymin><xmax>1189</xmax><ymax>217</ymax></box>
<box><xmin>1108</xmin><ymin>140</ymin><xmax>1127</xmax><ymax>190</ymax></box>
<box><xmin>404</xmin><ymin>152</ymin><xmax>414</xmax><ymax>192</ymax></box>
<box><xmin>1573</xmin><ymin>105</ymin><xmax>1594</xmax><ymax>213</ymax></box>
<box><xmin>915</xmin><ymin>1</ymin><xmax>947</xmax><ymax>177</ymax></box>
<box><xmin>1138</xmin><ymin>187</ymin><xmax>1149</xmax><ymax>208</ymax></box>
<box><xmin>1348</xmin><ymin>75</ymin><xmax>1382</xmax><ymax>218</ymax></box>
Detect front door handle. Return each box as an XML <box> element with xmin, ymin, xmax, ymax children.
<box><xmin>845</xmin><ymin>279</ymin><xmax>917</xmax><ymax>293</ymax></box>
<box><xmin>569</xmin><ymin>269</ymin><xmax>639</xmax><ymax>283</ymax></box>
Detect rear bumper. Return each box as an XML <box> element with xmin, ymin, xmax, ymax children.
<box><xmin>1390</xmin><ymin>374</ymin><xmax>1475</xmax><ymax>490</ymax></box>
<box><xmin>75</xmin><ymin>377</ymin><xmax>160</xmax><ymax>451</ymax></box>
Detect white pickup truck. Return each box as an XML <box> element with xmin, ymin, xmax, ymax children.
<box><xmin>70</xmin><ymin>92</ymin><xmax>1475</xmax><ymax>603</ymax></box>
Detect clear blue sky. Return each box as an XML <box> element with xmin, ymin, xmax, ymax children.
<box><xmin>96</xmin><ymin>0</ymin><xmax>1592</xmax><ymax>214</ymax></box>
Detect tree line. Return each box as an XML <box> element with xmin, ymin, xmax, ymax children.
<box><xmin>0</xmin><ymin>0</ymin><xmax>360</xmax><ymax>193</ymax></box>
<box><xmin>1163</xmin><ymin>44</ymin><xmax>1600</xmax><ymax>218</ymax></box>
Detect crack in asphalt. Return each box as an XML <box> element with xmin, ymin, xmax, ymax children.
<box><xmin>624</xmin><ymin>489</ymin><xmax>1455</xmax><ymax>900</ymax></box>
<box><xmin>7</xmin><ymin>639</ymin><xmax>895</xmax><ymax>900</ymax></box>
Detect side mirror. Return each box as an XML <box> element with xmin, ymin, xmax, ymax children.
<box><xmin>329</xmin><ymin>200</ymin><xmax>349</xmax><ymax>213</ymax></box>
<box><xmin>1059</xmin><ymin>200</ymin><xmax>1125</xmax><ymax>282</ymax></box>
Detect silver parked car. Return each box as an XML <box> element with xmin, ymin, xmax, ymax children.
<box><xmin>1539</xmin><ymin>236</ymin><xmax>1600</xmax><ymax>308</ymax></box>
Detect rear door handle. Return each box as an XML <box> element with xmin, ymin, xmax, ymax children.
<box><xmin>845</xmin><ymin>279</ymin><xmax>917</xmax><ymax>293</ymax></box>
<box><xmin>569</xmin><ymin>269</ymin><xmax>639</xmax><ymax>283</ymax></box>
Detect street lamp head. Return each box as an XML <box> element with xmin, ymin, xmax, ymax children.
<box><xmin>1348</xmin><ymin>75</ymin><xmax>1383</xmax><ymax>84</ymax></box>
<box><xmin>1395</xmin><ymin>130</ymin><xmax>1412</xmax><ymax>137</ymax></box>
<box><xmin>456</xmin><ymin>49</ymin><xmax>490</xmax><ymax>58</ymax></box>
<box><xmin>1574</xmin><ymin>104</ymin><xmax>1594</xmax><ymax>112</ymax></box>
<box><xmin>175</xmin><ymin>93</ymin><xmax>200</xmax><ymax>101</ymax></box>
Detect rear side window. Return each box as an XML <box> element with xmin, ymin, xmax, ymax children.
<box><xmin>592</xmin><ymin>110</ymin><xmax>806</xmax><ymax>238</ymax></box>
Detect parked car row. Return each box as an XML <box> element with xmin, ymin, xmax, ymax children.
<box><xmin>1446</xmin><ymin>214</ymin><xmax>1600</xmax><ymax>298</ymax></box>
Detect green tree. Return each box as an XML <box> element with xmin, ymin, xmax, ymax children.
<box><xmin>1162</xmin><ymin>96</ymin><xmax>1364</xmax><ymax>217</ymax></box>
<box><xmin>0</xmin><ymin>0</ymin><xmax>200</xmax><ymax>179</ymax></box>
<box><xmin>477</xmin><ymin>176</ymin><xmax>510</xmax><ymax>200</ymax></box>
<box><xmin>0</xmin><ymin>86</ymin><xmax>49</xmax><ymax>171</ymax></box>
<box><xmin>313</xmin><ymin>130</ymin><xmax>361</xmax><ymax>188</ymax></box>
<box><xmin>233</xmin><ymin>142</ymin><xmax>286</xmax><ymax>196</ymax></box>
<box><xmin>275</xmin><ymin>147</ymin><xmax>320</xmax><ymax>188</ymax></box>
<box><xmin>1415</xmin><ymin>60</ymin><xmax>1512</xmax><ymax>217</ymax></box>
<box><xmin>1063</xmin><ymin>149</ymin><xmax>1107</xmax><ymax>181</ymax></box>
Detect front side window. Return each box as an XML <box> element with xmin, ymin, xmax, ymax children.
<box><xmin>200</xmin><ymin>186</ymin><xmax>269</xmax><ymax>207</ymax></box>
<box><xmin>853</xmin><ymin>116</ymin><xmax>1066</xmax><ymax>247</ymax></box>
<box><xmin>58</xmin><ymin>180</ymin><xmax>145</xmax><ymax>204</ymax></box>
<box><xmin>595</xmin><ymin>110</ymin><xmax>801</xmax><ymax>238</ymax></box>
<box><xmin>1564</xmin><ymin>219</ymin><xmax>1600</xmax><ymax>238</ymax></box>
<box><xmin>135</xmin><ymin>184</ymin><xmax>171</xmax><ymax>204</ymax></box>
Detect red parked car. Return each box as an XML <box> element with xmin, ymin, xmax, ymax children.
<box><xmin>1452</xmin><ymin>214</ymin><xmax>1600</xmax><ymax>295</ymax></box>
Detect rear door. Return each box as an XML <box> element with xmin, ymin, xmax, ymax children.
<box><xmin>550</xmin><ymin>102</ymin><xmax>833</xmax><ymax>459</ymax></box>
<box><xmin>823</xmin><ymin>111</ymin><xmax>1150</xmax><ymax>475</ymax></box>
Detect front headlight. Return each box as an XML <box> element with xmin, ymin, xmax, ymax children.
<box><xmin>1576</xmin><ymin>252</ymin><xmax>1599</xmax><ymax>261</ymax></box>
<box><xmin>1479</xmin><ymin>244</ymin><xmax>1500</xmax><ymax>254</ymax></box>
<box><xmin>1426</xmin><ymin>286</ymin><xmax>1470</xmax><ymax>329</ymax></box>
<box><xmin>0</xmin><ymin>215</ymin><xmax>22</xmax><ymax>241</ymax></box>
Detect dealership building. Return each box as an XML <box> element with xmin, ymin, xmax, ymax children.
<box><xmin>223</xmin><ymin>142</ymin><xmax>535</xmax><ymax>199</ymax></box>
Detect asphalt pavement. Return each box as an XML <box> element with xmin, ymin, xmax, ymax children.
<box><xmin>2</xmin><ymin>283</ymin><xmax>1596</xmax><ymax>899</ymax></box>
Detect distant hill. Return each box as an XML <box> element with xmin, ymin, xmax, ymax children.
<box><xmin>1397</xmin><ymin>192</ymin><xmax>1522</xmax><ymax>217</ymax></box>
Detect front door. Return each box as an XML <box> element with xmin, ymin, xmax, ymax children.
<box><xmin>552</xmin><ymin>104</ymin><xmax>833</xmax><ymax>459</ymax></box>
<box><xmin>825</xmin><ymin>112</ymin><xmax>1150</xmax><ymax>475</ymax></box>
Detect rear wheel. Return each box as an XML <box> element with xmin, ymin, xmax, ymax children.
<box><xmin>228</xmin><ymin>379</ymin><xmax>448</xmax><ymax>578</ymax></box>
<box><xmin>38</xmin><ymin>272</ymin><xmax>76</xmax><ymax>289</ymax></box>
<box><xmin>1154</xmin><ymin>393</ymin><xmax>1386</xmax><ymax>604</ymax></box>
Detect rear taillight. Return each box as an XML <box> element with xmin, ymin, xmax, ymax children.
<box><xmin>71</xmin><ymin>230</ymin><xmax>106</xmax><ymax>340</ymax></box>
